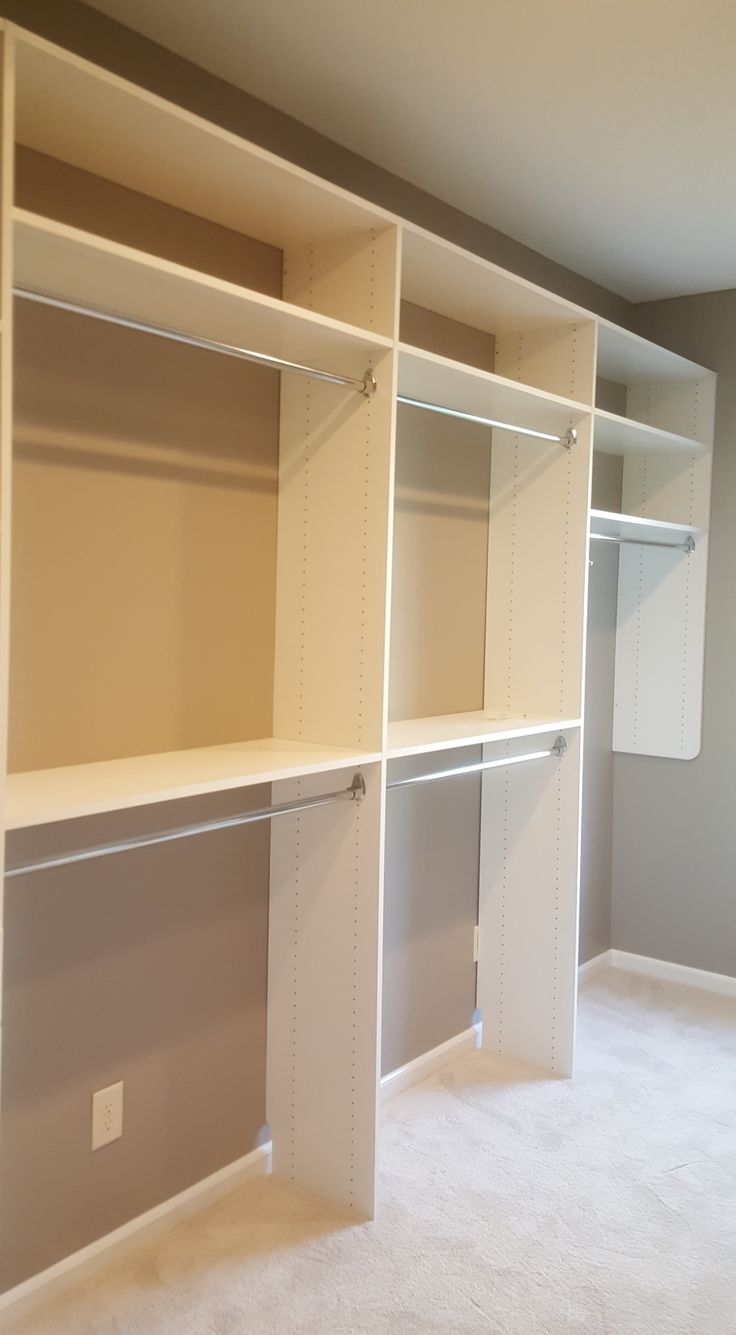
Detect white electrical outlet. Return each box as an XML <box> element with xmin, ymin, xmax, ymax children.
<box><xmin>91</xmin><ymin>1080</ymin><xmax>124</xmax><ymax>1151</ymax></box>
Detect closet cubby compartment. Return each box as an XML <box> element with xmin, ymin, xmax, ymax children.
<box><xmin>14</xmin><ymin>32</ymin><xmax>399</xmax><ymax>337</ymax></box>
<box><xmin>400</xmin><ymin>224</ymin><xmax>596</xmax><ymax>404</ymax></box>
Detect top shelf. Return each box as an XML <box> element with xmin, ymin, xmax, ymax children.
<box><xmin>593</xmin><ymin>408</ymin><xmax>709</xmax><ymax>457</ymax></box>
<box><xmin>14</xmin><ymin>31</ymin><xmax>395</xmax><ymax>252</ymax></box>
<box><xmin>401</xmin><ymin>224</ymin><xmax>591</xmax><ymax>334</ymax></box>
<box><xmin>597</xmin><ymin>320</ymin><xmax>713</xmax><ymax>386</ymax></box>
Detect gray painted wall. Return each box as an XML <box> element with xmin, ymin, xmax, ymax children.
<box><xmin>613</xmin><ymin>292</ymin><xmax>735</xmax><ymax>977</ymax></box>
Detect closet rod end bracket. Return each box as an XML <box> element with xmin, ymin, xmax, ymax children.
<box><xmin>361</xmin><ymin>369</ymin><xmax>377</xmax><ymax>398</ymax></box>
<box><xmin>685</xmin><ymin>535</ymin><xmax>696</xmax><ymax>554</ymax></box>
<box><xmin>562</xmin><ymin>428</ymin><xmax>577</xmax><ymax>450</ymax></box>
<box><xmin>350</xmin><ymin>772</ymin><xmax>367</xmax><ymax>801</ymax></box>
<box><xmin>552</xmin><ymin>735</ymin><xmax>568</xmax><ymax>759</ymax></box>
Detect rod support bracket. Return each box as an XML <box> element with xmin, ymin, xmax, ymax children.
<box><xmin>552</xmin><ymin>735</ymin><xmax>568</xmax><ymax>759</ymax></box>
<box><xmin>685</xmin><ymin>535</ymin><xmax>695</xmax><ymax>554</ymax></box>
<box><xmin>562</xmin><ymin>428</ymin><xmax>577</xmax><ymax>450</ymax></box>
<box><xmin>361</xmin><ymin>368</ymin><xmax>377</xmax><ymax>398</ymax></box>
<box><xmin>350</xmin><ymin>772</ymin><xmax>367</xmax><ymax>801</ymax></box>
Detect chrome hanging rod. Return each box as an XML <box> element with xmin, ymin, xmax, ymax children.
<box><xmin>13</xmin><ymin>288</ymin><xmax>378</xmax><ymax>398</ymax></box>
<box><xmin>5</xmin><ymin>773</ymin><xmax>366</xmax><ymax>880</ymax></box>
<box><xmin>397</xmin><ymin>394</ymin><xmax>577</xmax><ymax>449</ymax></box>
<box><xmin>387</xmin><ymin>736</ymin><xmax>567</xmax><ymax>791</ymax></box>
<box><xmin>590</xmin><ymin>532</ymin><xmax>695</xmax><ymax>554</ymax></box>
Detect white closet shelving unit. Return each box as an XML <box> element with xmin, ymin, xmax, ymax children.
<box><xmin>0</xmin><ymin>22</ymin><xmax>715</xmax><ymax>1223</ymax></box>
<box><xmin>594</xmin><ymin>320</ymin><xmax>715</xmax><ymax>758</ymax></box>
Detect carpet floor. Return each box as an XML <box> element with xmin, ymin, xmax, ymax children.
<box><xmin>8</xmin><ymin>969</ymin><xmax>736</xmax><ymax>1334</ymax></box>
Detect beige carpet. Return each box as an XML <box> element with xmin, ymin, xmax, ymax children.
<box><xmin>9</xmin><ymin>970</ymin><xmax>736</xmax><ymax>1334</ymax></box>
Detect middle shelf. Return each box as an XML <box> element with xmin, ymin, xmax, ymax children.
<box><xmin>589</xmin><ymin>509</ymin><xmax>702</xmax><ymax>545</ymax></box>
<box><xmin>388</xmin><ymin>713</ymin><xmax>582</xmax><ymax>760</ymax></box>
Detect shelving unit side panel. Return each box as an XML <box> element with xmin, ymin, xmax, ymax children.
<box><xmin>477</xmin><ymin>729</ymin><xmax>581</xmax><ymax>1075</ymax></box>
<box><xmin>0</xmin><ymin>29</ymin><xmax>16</xmax><ymax>986</ymax></box>
<box><xmin>621</xmin><ymin>449</ymin><xmax>712</xmax><ymax>529</ymax></box>
<box><xmin>611</xmin><ymin>538</ymin><xmax>709</xmax><ymax>759</ymax></box>
<box><xmin>494</xmin><ymin>321</ymin><xmax>596</xmax><ymax>405</ymax></box>
<box><xmin>267</xmin><ymin>763</ymin><xmax>383</xmax><ymax>1216</ymax></box>
<box><xmin>485</xmin><ymin>417</ymin><xmax>592</xmax><ymax>721</ymax></box>
<box><xmin>627</xmin><ymin>376</ymin><xmax>716</xmax><ymax>445</ymax></box>
<box><xmin>283</xmin><ymin>225</ymin><xmax>400</xmax><ymax>339</ymax></box>
<box><xmin>273</xmin><ymin>349</ymin><xmax>395</xmax><ymax>753</ymax></box>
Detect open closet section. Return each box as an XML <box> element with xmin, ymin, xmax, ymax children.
<box><xmin>0</xmin><ymin>19</ymin><xmax>716</xmax><ymax>1240</ymax></box>
<box><xmin>592</xmin><ymin>323</ymin><xmax>715</xmax><ymax>758</ymax></box>
<box><xmin>385</xmin><ymin>225</ymin><xmax>595</xmax><ymax>1077</ymax></box>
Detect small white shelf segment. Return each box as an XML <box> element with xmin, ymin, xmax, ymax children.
<box><xmin>590</xmin><ymin>509</ymin><xmax>700</xmax><ymax>544</ymax></box>
<box><xmin>593</xmin><ymin>408</ymin><xmax>709</xmax><ymax>457</ymax></box>
<box><xmin>6</xmin><ymin>739</ymin><xmax>381</xmax><ymax>829</ymax></box>
<box><xmin>398</xmin><ymin>344</ymin><xmax>587</xmax><ymax>436</ymax></box>
<box><xmin>387</xmin><ymin>713</ymin><xmax>581</xmax><ymax>760</ymax></box>
<box><xmin>596</xmin><ymin>320</ymin><xmax>712</xmax><ymax>385</ymax></box>
<box><xmin>14</xmin><ymin>211</ymin><xmax>392</xmax><ymax>369</ymax></box>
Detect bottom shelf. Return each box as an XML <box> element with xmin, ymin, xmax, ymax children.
<box><xmin>6</xmin><ymin>738</ymin><xmax>381</xmax><ymax>830</ymax></box>
<box><xmin>387</xmin><ymin>712</ymin><xmax>581</xmax><ymax>760</ymax></box>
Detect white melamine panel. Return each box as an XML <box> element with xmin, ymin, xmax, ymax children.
<box><xmin>590</xmin><ymin>510</ymin><xmax>700</xmax><ymax>544</ymax></box>
<box><xmin>477</xmin><ymin>729</ymin><xmax>581</xmax><ymax>1075</ymax></box>
<box><xmin>268</xmin><ymin>762</ymin><xmax>384</xmax><ymax>1216</ymax></box>
<box><xmin>0</xmin><ymin>29</ymin><xmax>15</xmax><ymax>927</ymax></box>
<box><xmin>283</xmin><ymin>226</ymin><xmax>400</xmax><ymax>338</ymax></box>
<box><xmin>388</xmin><ymin>712</ymin><xmax>581</xmax><ymax>759</ymax></box>
<box><xmin>485</xmin><ymin>417</ymin><xmax>592</xmax><ymax>722</ymax></box>
<box><xmin>14</xmin><ymin>211</ymin><xmax>391</xmax><ymax>365</ymax></box>
<box><xmin>594</xmin><ymin>408</ymin><xmax>709</xmax><ymax>457</ymax></box>
<box><xmin>597</xmin><ymin>320</ymin><xmax>711</xmax><ymax>385</ymax></box>
<box><xmin>397</xmin><ymin>344</ymin><xmax>588</xmax><ymax>434</ymax></box>
<box><xmin>401</xmin><ymin>223</ymin><xmax>586</xmax><ymax>331</ymax></box>
<box><xmin>495</xmin><ymin>321</ymin><xmax>596</xmax><ymax>406</ymax></box>
<box><xmin>14</xmin><ymin>32</ymin><xmax>394</xmax><ymax>249</ymax></box>
<box><xmin>274</xmin><ymin>347</ymin><xmax>397</xmax><ymax>754</ymax></box>
<box><xmin>626</xmin><ymin>376</ymin><xmax>716</xmax><ymax>446</ymax></box>
<box><xmin>5</xmin><ymin>740</ymin><xmax>381</xmax><ymax>829</ymax></box>
<box><xmin>612</xmin><ymin>538</ymin><xmax>708</xmax><ymax>759</ymax></box>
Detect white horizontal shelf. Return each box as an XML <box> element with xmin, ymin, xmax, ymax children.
<box><xmin>14</xmin><ymin>211</ymin><xmax>391</xmax><ymax>372</ymax></box>
<box><xmin>398</xmin><ymin>344</ymin><xmax>589</xmax><ymax>435</ymax></box>
<box><xmin>387</xmin><ymin>712</ymin><xmax>581</xmax><ymax>760</ymax></box>
<box><xmin>16</xmin><ymin>32</ymin><xmax>395</xmax><ymax>250</ymax></box>
<box><xmin>590</xmin><ymin>510</ymin><xmax>701</xmax><ymax>544</ymax></box>
<box><xmin>594</xmin><ymin>408</ymin><xmax>708</xmax><ymax>456</ymax></box>
<box><xmin>597</xmin><ymin>320</ymin><xmax>712</xmax><ymax>386</ymax></box>
<box><xmin>402</xmin><ymin>223</ymin><xmax>590</xmax><ymax>333</ymax></box>
<box><xmin>6</xmin><ymin>739</ymin><xmax>381</xmax><ymax>830</ymax></box>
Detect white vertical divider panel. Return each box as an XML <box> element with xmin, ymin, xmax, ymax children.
<box><xmin>273</xmin><ymin>345</ymin><xmax>396</xmax><ymax>754</ymax></box>
<box><xmin>270</xmin><ymin>228</ymin><xmax>399</xmax><ymax>1215</ymax></box>
<box><xmin>477</xmin><ymin>728</ymin><xmax>581</xmax><ymax>1075</ymax></box>
<box><xmin>611</xmin><ymin>376</ymin><xmax>714</xmax><ymax>758</ymax></box>
<box><xmin>268</xmin><ymin>761</ymin><xmax>384</xmax><ymax>1216</ymax></box>
<box><xmin>0</xmin><ymin>26</ymin><xmax>15</xmax><ymax>1066</ymax></box>
<box><xmin>484</xmin><ymin>414</ymin><xmax>592</xmax><ymax>721</ymax></box>
<box><xmin>283</xmin><ymin>226</ymin><xmax>399</xmax><ymax>338</ymax></box>
<box><xmin>494</xmin><ymin>321</ymin><xmax>595</xmax><ymax>404</ymax></box>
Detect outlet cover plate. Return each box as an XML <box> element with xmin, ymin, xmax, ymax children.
<box><xmin>91</xmin><ymin>1080</ymin><xmax>124</xmax><ymax>1150</ymax></box>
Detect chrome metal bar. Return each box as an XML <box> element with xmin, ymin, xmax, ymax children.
<box><xmin>5</xmin><ymin>773</ymin><xmax>366</xmax><ymax>879</ymax></box>
<box><xmin>387</xmin><ymin>737</ymin><xmax>567</xmax><ymax>791</ymax></box>
<box><xmin>589</xmin><ymin>531</ymin><xmax>695</xmax><ymax>554</ymax></box>
<box><xmin>14</xmin><ymin>288</ymin><xmax>378</xmax><ymax>398</ymax></box>
<box><xmin>397</xmin><ymin>394</ymin><xmax>577</xmax><ymax>449</ymax></box>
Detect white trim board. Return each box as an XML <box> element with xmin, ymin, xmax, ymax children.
<box><xmin>0</xmin><ymin>1143</ymin><xmax>271</xmax><ymax>1330</ymax></box>
<box><xmin>578</xmin><ymin>948</ymin><xmax>736</xmax><ymax>998</ymax></box>
<box><xmin>380</xmin><ymin>1024</ymin><xmax>482</xmax><ymax>1102</ymax></box>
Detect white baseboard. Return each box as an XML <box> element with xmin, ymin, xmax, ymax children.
<box><xmin>578</xmin><ymin>950</ymin><xmax>614</xmax><ymax>983</ymax></box>
<box><xmin>380</xmin><ymin>1023</ymin><xmax>482</xmax><ymax>1102</ymax></box>
<box><xmin>0</xmin><ymin>1142</ymin><xmax>272</xmax><ymax>1330</ymax></box>
<box><xmin>609</xmin><ymin>949</ymin><xmax>736</xmax><ymax>997</ymax></box>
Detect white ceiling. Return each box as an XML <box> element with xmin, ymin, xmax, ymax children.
<box><xmin>84</xmin><ymin>0</ymin><xmax>736</xmax><ymax>302</ymax></box>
